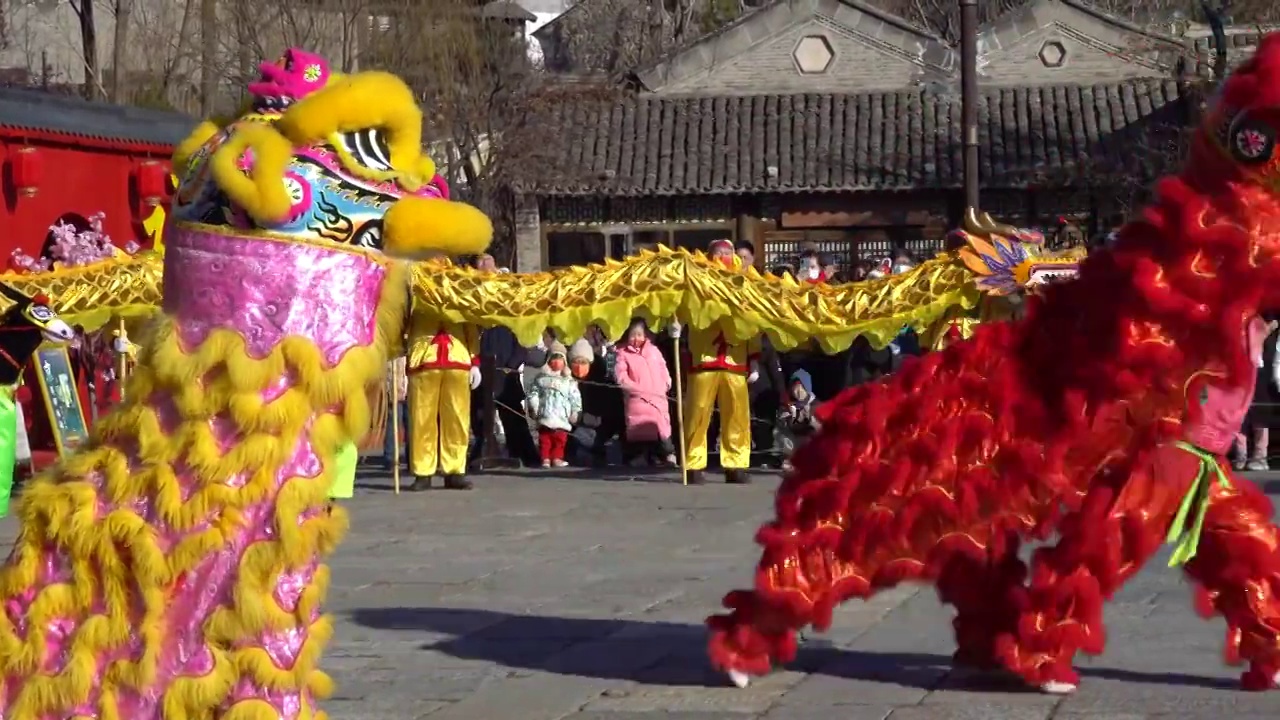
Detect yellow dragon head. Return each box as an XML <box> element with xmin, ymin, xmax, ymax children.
<box><xmin>169</xmin><ymin>48</ymin><xmax>492</xmax><ymax>258</ymax></box>
<box><xmin>955</xmin><ymin>208</ymin><xmax>1083</xmax><ymax>295</ymax></box>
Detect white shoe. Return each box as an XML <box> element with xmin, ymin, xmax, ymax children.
<box><xmin>541</xmin><ymin>460</ymin><xmax>551</xmax><ymax>468</ymax></box>
<box><xmin>552</xmin><ymin>459</ymin><xmax>568</xmax><ymax>468</ymax></box>
<box><xmin>1246</xmin><ymin>459</ymin><xmax>1270</xmax><ymax>471</ymax></box>
<box><xmin>1039</xmin><ymin>680</ymin><xmax>1077</xmax><ymax>694</ymax></box>
<box><xmin>727</xmin><ymin>669</ymin><xmax>751</xmax><ymax>688</ymax></box>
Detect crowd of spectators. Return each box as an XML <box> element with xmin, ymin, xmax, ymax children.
<box><xmin>382</xmin><ymin>245</ymin><xmax>927</xmax><ymax>476</ymax></box>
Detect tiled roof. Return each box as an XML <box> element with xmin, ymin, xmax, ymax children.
<box><xmin>523</xmin><ymin>79</ymin><xmax>1190</xmax><ymax>196</ymax></box>
<box><xmin>0</xmin><ymin>87</ymin><xmax>198</xmax><ymax>148</ymax></box>
<box><xmin>1189</xmin><ymin>28</ymin><xmax>1273</xmax><ymax>78</ymax></box>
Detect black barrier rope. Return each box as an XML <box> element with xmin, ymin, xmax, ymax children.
<box><xmin>489</xmin><ymin>374</ymin><xmax>792</xmax><ymax>473</ymax></box>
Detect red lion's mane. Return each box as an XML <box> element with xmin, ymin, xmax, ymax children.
<box><xmin>708</xmin><ymin>34</ymin><xmax>1280</xmax><ymax>676</ymax></box>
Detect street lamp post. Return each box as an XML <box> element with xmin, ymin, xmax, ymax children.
<box><xmin>960</xmin><ymin>0</ymin><xmax>979</xmax><ymax>211</ymax></box>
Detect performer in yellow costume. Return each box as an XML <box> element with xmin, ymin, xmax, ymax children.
<box><xmin>683</xmin><ymin>238</ymin><xmax>760</xmax><ymax>484</ymax></box>
<box><xmin>407</xmin><ymin>291</ymin><xmax>482</xmax><ymax>491</ymax></box>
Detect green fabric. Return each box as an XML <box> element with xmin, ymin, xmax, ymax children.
<box><xmin>0</xmin><ymin>390</ymin><xmax>15</xmax><ymax>518</ymax></box>
<box><xmin>1166</xmin><ymin>441</ymin><xmax>1232</xmax><ymax>567</ymax></box>
<box><xmin>329</xmin><ymin>442</ymin><xmax>357</xmax><ymax>500</ymax></box>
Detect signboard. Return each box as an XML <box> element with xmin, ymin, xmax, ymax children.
<box><xmin>34</xmin><ymin>344</ymin><xmax>88</xmax><ymax>456</ymax></box>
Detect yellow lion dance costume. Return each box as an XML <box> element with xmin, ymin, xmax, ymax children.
<box><xmin>0</xmin><ymin>48</ymin><xmax>492</xmax><ymax>719</ymax></box>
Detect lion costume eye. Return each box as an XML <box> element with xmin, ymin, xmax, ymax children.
<box><xmin>338</xmin><ymin>128</ymin><xmax>394</xmax><ymax>172</ymax></box>
<box><xmin>25</xmin><ymin>304</ymin><xmax>54</xmax><ymax>325</ymax></box>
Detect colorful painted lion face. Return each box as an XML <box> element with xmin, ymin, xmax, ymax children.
<box><xmin>955</xmin><ymin>209</ymin><xmax>1082</xmax><ymax>296</ymax></box>
<box><xmin>170</xmin><ymin>48</ymin><xmax>491</xmax><ymax>259</ymax></box>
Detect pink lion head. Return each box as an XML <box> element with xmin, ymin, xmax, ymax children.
<box><xmin>247</xmin><ymin>48</ymin><xmax>332</xmax><ymax>112</ymax></box>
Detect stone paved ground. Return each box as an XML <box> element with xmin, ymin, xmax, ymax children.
<box><xmin>7</xmin><ymin>467</ymin><xmax>1280</xmax><ymax>719</ymax></box>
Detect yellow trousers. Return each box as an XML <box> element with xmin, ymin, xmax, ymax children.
<box><xmin>408</xmin><ymin>369</ymin><xmax>471</xmax><ymax>476</ymax></box>
<box><xmin>684</xmin><ymin>370</ymin><xmax>750</xmax><ymax>470</ymax></box>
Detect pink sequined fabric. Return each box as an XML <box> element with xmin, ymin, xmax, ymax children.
<box><xmin>1</xmin><ymin>228</ymin><xmax>391</xmax><ymax>719</ymax></box>
<box><xmin>163</xmin><ymin>226</ymin><xmax>386</xmax><ymax>363</ymax></box>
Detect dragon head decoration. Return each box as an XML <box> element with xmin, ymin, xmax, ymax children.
<box><xmin>954</xmin><ymin>208</ymin><xmax>1082</xmax><ymax>296</ymax></box>
<box><xmin>170</xmin><ymin>47</ymin><xmax>491</xmax><ymax>257</ymax></box>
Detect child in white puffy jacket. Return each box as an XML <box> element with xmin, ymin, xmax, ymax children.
<box><xmin>526</xmin><ymin>341</ymin><xmax>583</xmax><ymax>468</ymax></box>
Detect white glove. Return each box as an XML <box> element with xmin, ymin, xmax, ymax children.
<box><xmin>535</xmin><ymin>336</ymin><xmax>547</xmax><ymax>351</ymax></box>
<box><xmin>668</xmin><ymin>321</ymin><xmax>682</xmax><ymax>339</ymax></box>
<box><xmin>746</xmin><ymin>361</ymin><xmax>759</xmax><ymax>385</ymax></box>
<box><xmin>888</xmin><ymin>342</ymin><xmax>901</xmax><ymax>356</ymax></box>
<box><xmin>469</xmin><ymin>365</ymin><xmax>482</xmax><ymax>390</ymax></box>
<box><xmin>112</xmin><ymin>337</ymin><xmax>130</xmax><ymax>353</ymax></box>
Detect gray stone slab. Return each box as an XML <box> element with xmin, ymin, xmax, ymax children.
<box><xmin>420</xmin><ymin>674</ymin><xmax>620</xmax><ymax>720</ymax></box>
<box><xmin>885</xmin><ymin>707</ymin><xmax>1057</xmax><ymax>720</ymax></box>
<box><xmin>4</xmin><ymin>470</ymin><xmax>1280</xmax><ymax>718</ymax></box>
<box><xmin>773</xmin><ymin>670</ymin><xmax>932</xmax><ymax>705</ymax></box>
<box><xmin>759</xmin><ymin>706</ymin><xmax>897</xmax><ymax>720</ymax></box>
<box><xmin>566</xmin><ymin>714</ymin><xmax>763</xmax><ymax>720</ymax></box>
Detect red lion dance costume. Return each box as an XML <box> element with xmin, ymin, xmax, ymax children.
<box><xmin>708</xmin><ymin>35</ymin><xmax>1280</xmax><ymax>694</ymax></box>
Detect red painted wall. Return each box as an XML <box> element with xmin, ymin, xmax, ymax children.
<box><xmin>0</xmin><ymin>129</ymin><xmax>174</xmax><ymax>262</ymax></box>
<box><xmin>0</xmin><ymin>128</ymin><xmax>176</xmax><ymax>467</ymax></box>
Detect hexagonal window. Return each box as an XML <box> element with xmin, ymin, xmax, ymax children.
<box><xmin>793</xmin><ymin>35</ymin><xmax>835</xmax><ymax>74</ymax></box>
<box><xmin>1038</xmin><ymin>40</ymin><xmax>1067</xmax><ymax>68</ymax></box>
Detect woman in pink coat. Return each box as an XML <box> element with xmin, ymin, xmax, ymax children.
<box><xmin>614</xmin><ymin>320</ymin><xmax>677</xmax><ymax>466</ymax></box>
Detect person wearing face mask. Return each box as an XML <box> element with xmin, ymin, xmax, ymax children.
<box><xmin>682</xmin><ymin>238</ymin><xmax>760</xmax><ymax>484</ymax></box>
<box><xmin>866</xmin><ymin>257</ymin><xmax>897</xmax><ymax>279</ymax></box>
<box><xmin>525</xmin><ymin>341</ymin><xmax>583</xmax><ymax>468</ymax></box>
<box><xmin>565</xmin><ymin>335</ymin><xmax>619</xmax><ymax>465</ymax></box>
<box><xmin>614</xmin><ymin>319</ymin><xmax>677</xmax><ymax>466</ymax></box>
<box><xmin>406</xmin><ymin>287</ymin><xmax>483</xmax><ymax>491</ymax></box>
<box><xmin>786</xmin><ymin>251</ymin><xmax>853</xmax><ymax>401</ymax></box>
<box><xmin>797</xmin><ymin>250</ymin><xmax>828</xmax><ymax>283</ymax></box>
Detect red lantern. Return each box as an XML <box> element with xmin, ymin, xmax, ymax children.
<box><xmin>136</xmin><ymin>161</ymin><xmax>168</xmax><ymax>208</ymax></box>
<box><xmin>11</xmin><ymin>147</ymin><xmax>41</xmax><ymax>198</ymax></box>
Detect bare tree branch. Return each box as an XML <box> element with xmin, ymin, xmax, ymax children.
<box><xmin>109</xmin><ymin>0</ymin><xmax>132</xmax><ymax>102</ymax></box>
<box><xmin>199</xmin><ymin>0</ymin><xmax>216</xmax><ymax>114</ymax></box>
<box><xmin>546</xmin><ymin>0</ymin><xmax>747</xmax><ymax>77</ymax></box>
<box><xmin>67</xmin><ymin>0</ymin><xmax>101</xmax><ymax>99</ymax></box>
